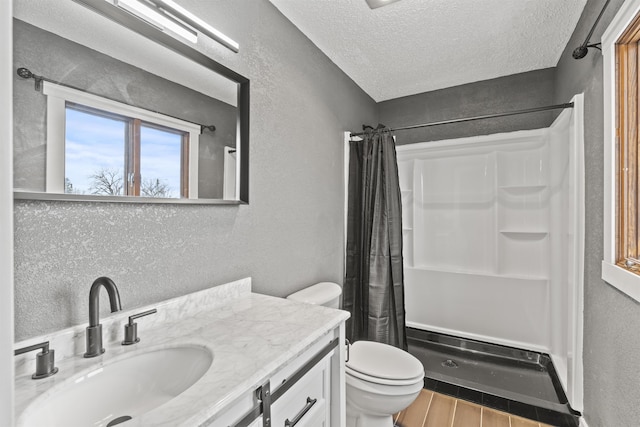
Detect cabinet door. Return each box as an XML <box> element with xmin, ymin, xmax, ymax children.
<box><xmin>270</xmin><ymin>355</ymin><xmax>330</xmax><ymax>427</ymax></box>
<box><xmin>208</xmin><ymin>391</ymin><xmax>260</xmax><ymax>427</ymax></box>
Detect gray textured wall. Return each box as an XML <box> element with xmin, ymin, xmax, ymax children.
<box><xmin>378</xmin><ymin>68</ymin><xmax>557</xmax><ymax>145</ymax></box>
<box><xmin>13</xmin><ymin>0</ymin><xmax>377</xmax><ymax>340</ymax></box>
<box><xmin>13</xmin><ymin>19</ymin><xmax>236</xmax><ymax>198</ymax></box>
<box><xmin>554</xmin><ymin>0</ymin><xmax>640</xmax><ymax>426</ymax></box>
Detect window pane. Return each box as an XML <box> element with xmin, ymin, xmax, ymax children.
<box><xmin>65</xmin><ymin>107</ymin><xmax>126</xmax><ymax>195</ymax></box>
<box><xmin>140</xmin><ymin>125</ymin><xmax>182</xmax><ymax>198</ymax></box>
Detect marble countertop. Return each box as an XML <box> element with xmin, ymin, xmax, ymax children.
<box><xmin>14</xmin><ymin>278</ymin><xmax>349</xmax><ymax>426</ymax></box>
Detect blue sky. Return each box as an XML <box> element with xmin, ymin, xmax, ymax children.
<box><xmin>65</xmin><ymin>108</ymin><xmax>182</xmax><ymax>197</ymax></box>
<box><xmin>140</xmin><ymin>125</ymin><xmax>181</xmax><ymax>197</ymax></box>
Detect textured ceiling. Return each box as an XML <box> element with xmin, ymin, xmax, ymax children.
<box><xmin>268</xmin><ymin>0</ymin><xmax>588</xmax><ymax>102</ymax></box>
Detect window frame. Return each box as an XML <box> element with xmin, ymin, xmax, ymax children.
<box><xmin>603</xmin><ymin>0</ymin><xmax>640</xmax><ymax>303</ymax></box>
<box><xmin>42</xmin><ymin>81</ymin><xmax>201</xmax><ymax>198</ymax></box>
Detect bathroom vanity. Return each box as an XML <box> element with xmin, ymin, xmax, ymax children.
<box><xmin>13</xmin><ymin>278</ymin><xmax>349</xmax><ymax>426</ymax></box>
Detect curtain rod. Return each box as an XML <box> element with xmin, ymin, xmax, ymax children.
<box><xmin>15</xmin><ymin>67</ymin><xmax>217</xmax><ymax>133</ymax></box>
<box><xmin>350</xmin><ymin>102</ymin><xmax>574</xmax><ymax>137</ymax></box>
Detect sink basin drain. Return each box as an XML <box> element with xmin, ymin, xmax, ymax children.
<box><xmin>107</xmin><ymin>415</ymin><xmax>133</xmax><ymax>426</ymax></box>
<box><xmin>441</xmin><ymin>359</ymin><xmax>458</xmax><ymax>368</ymax></box>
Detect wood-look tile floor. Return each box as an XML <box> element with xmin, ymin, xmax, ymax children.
<box><xmin>394</xmin><ymin>390</ymin><xmax>555</xmax><ymax>427</ymax></box>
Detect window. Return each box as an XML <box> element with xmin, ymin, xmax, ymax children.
<box><xmin>614</xmin><ymin>13</ymin><xmax>640</xmax><ymax>270</ymax></box>
<box><xmin>42</xmin><ymin>81</ymin><xmax>200</xmax><ymax>198</ymax></box>
<box><xmin>65</xmin><ymin>104</ymin><xmax>187</xmax><ymax>198</ymax></box>
<box><xmin>603</xmin><ymin>0</ymin><xmax>640</xmax><ymax>302</ymax></box>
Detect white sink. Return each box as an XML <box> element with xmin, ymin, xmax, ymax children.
<box><xmin>18</xmin><ymin>346</ymin><xmax>213</xmax><ymax>427</ymax></box>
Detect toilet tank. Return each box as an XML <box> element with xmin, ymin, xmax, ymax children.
<box><xmin>286</xmin><ymin>282</ymin><xmax>342</xmax><ymax>308</ymax></box>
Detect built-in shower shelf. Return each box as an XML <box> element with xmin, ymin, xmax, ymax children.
<box><xmin>499</xmin><ymin>230</ymin><xmax>548</xmax><ymax>237</ymax></box>
<box><xmin>403</xmin><ymin>227</ymin><xmax>413</xmax><ymax>231</ymax></box>
<box><xmin>498</xmin><ymin>185</ymin><xmax>548</xmax><ymax>194</ymax></box>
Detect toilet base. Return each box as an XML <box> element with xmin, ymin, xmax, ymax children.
<box><xmin>344</xmin><ymin>370</ymin><xmax>424</xmax><ymax>427</ymax></box>
<box><xmin>346</xmin><ymin>411</ymin><xmax>394</xmax><ymax>427</ymax></box>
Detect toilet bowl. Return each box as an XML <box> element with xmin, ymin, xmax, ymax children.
<box><xmin>287</xmin><ymin>282</ymin><xmax>425</xmax><ymax>427</ymax></box>
<box><xmin>345</xmin><ymin>340</ymin><xmax>424</xmax><ymax>427</ymax></box>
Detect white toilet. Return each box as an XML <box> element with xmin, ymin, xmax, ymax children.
<box><xmin>287</xmin><ymin>282</ymin><xmax>424</xmax><ymax>427</ymax></box>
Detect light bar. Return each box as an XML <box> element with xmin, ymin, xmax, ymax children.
<box><xmin>115</xmin><ymin>0</ymin><xmax>197</xmax><ymax>43</ymax></box>
<box><xmin>148</xmin><ymin>0</ymin><xmax>240</xmax><ymax>52</ymax></box>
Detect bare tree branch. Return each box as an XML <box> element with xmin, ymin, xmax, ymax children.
<box><xmin>64</xmin><ymin>177</ymin><xmax>83</xmax><ymax>194</ymax></box>
<box><xmin>89</xmin><ymin>168</ymin><xmax>124</xmax><ymax>195</ymax></box>
<box><xmin>141</xmin><ymin>178</ymin><xmax>172</xmax><ymax>198</ymax></box>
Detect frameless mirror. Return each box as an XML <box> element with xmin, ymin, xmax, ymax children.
<box><xmin>13</xmin><ymin>0</ymin><xmax>249</xmax><ymax>203</ymax></box>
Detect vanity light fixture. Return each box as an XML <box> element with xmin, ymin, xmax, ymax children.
<box><xmin>113</xmin><ymin>0</ymin><xmax>240</xmax><ymax>52</ymax></box>
<box><xmin>114</xmin><ymin>0</ymin><xmax>197</xmax><ymax>43</ymax></box>
<box><xmin>148</xmin><ymin>0</ymin><xmax>240</xmax><ymax>52</ymax></box>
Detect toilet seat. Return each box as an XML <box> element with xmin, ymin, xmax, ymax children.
<box><xmin>346</xmin><ymin>341</ymin><xmax>424</xmax><ymax>386</ymax></box>
<box><xmin>346</xmin><ymin>366</ymin><xmax>424</xmax><ymax>386</ymax></box>
<box><xmin>346</xmin><ymin>370</ymin><xmax>425</xmax><ymax>396</ymax></box>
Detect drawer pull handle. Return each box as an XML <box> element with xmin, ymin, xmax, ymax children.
<box><xmin>284</xmin><ymin>397</ymin><xmax>317</xmax><ymax>427</ymax></box>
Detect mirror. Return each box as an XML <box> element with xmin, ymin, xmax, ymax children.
<box><xmin>13</xmin><ymin>0</ymin><xmax>249</xmax><ymax>203</ymax></box>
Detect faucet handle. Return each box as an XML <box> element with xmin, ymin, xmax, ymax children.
<box><xmin>122</xmin><ymin>308</ymin><xmax>157</xmax><ymax>345</ymax></box>
<box><xmin>14</xmin><ymin>341</ymin><xmax>58</xmax><ymax>379</ymax></box>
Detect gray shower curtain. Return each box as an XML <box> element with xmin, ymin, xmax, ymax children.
<box><xmin>343</xmin><ymin>128</ymin><xmax>407</xmax><ymax>350</ymax></box>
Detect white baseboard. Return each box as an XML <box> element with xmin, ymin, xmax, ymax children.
<box><xmin>579</xmin><ymin>417</ymin><xmax>589</xmax><ymax>427</ymax></box>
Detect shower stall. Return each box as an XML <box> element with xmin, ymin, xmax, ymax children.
<box><xmin>393</xmin><ymin>94</ymin><xmax>584</xmax><ymax>420</ymax></box>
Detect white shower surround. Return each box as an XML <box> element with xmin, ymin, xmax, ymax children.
<box><xmin>396</xmin><ymin>94</ymin><xmax>584</xmax><ymax>411</ymax></box>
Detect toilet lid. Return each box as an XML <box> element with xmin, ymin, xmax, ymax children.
<box><xmin>346</xmin><ymin>341</ymin><xmax>424</xmax><ymax>381</ymax></box>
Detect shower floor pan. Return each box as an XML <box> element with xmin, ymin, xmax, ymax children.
<box><xmin>407</xmin><ymin>328</ymin><xmax>580</xmax><ymax>426</ymax></box>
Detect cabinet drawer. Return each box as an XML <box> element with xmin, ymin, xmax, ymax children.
<box><xmin>271</xmin><ymin>355</ymin><xmax>329</xmax><ymax>427</ymax></box>
<box><xmin>282</xmin><ymin>399</ymin><xmax>326</xmax><ymax>427</ymax></box>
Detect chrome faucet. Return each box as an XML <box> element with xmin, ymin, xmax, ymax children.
<box><xmin>84</xmin><ymin>276</ymin><xmax>122</xmax><ymax>358</ymax></box>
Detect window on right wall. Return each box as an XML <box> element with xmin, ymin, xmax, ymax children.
<box><xmin>602</xmin><ymin>0</ymin><xmax>640</xmax><ymax>302</ymax></box>
<box><xmin>614</xmin><ymin>12</ymin><xmax>640</xmax><ymax>270</ymax></box>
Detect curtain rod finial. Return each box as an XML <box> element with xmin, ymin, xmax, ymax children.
<box><xmin>572</xmin><ymin>45</ymin><xmax>589</xmax><ymax>59</ymax></box>
<box><xmin>16</xmin><ymin>67</ymin><xmax>33</xmax><ymax>79</ymax></box>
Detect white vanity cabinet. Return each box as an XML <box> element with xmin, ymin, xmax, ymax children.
<box><xmin>212</xmin><ymin>324</ymin><xmax>345</xmax><ymax>427</ymax></box>
<box><xmin>245</xmin><ymin>357</ymin><xmax>329</xmax><ymax>427</ymax></box>
<box><xmin>270</xmin><ymin>352</ymin><xmax>331</xmax><ymax>426</ymax></box>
